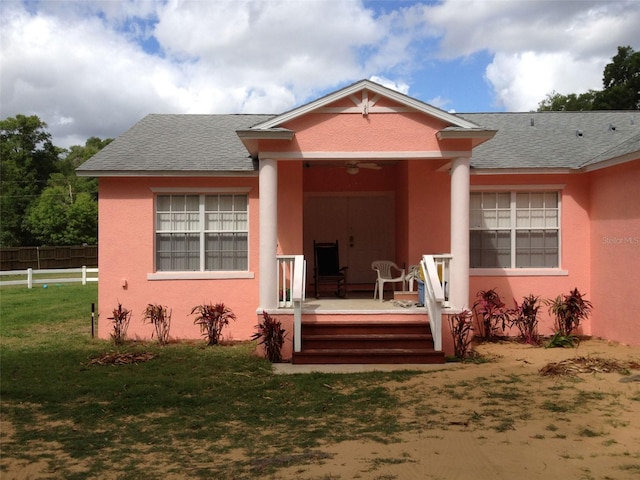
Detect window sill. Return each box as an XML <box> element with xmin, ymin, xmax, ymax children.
<box><xmin>470</xmin><ymin>268</ymin><xmax>568</xmax><ymax>277</ymax></box>
<box><xmin>147</xmin><ymin>271</ymin><xmax>255</xmax><ymax>280</ymax></box>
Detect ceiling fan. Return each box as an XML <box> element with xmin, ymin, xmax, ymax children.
<box><xmin>345</xmin><ymin>162</ymin><xmax>382</xmax><ymax>175</ymax></box>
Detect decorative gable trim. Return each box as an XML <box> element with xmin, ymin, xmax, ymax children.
<box><xmin>251</xmin><ymin>79</ymin><xmax>481</xmax><ymax>130</ymax></box>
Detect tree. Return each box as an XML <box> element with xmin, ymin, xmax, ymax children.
<box><xmin>537</xmin><ymin>45</ymin><xmax>640</xmax><ymax>111</ymax></box>
<box><xmin>0</xmin><ymin>115</ymin><xmax>60</xmax><ymax>246</ymax></box>
<box><xmin>52</xmin><ymin>136</ymin><xmax>112</xmax><ymax>202</ymax></box>
<box><xmin>1</xmin><ymin>114</ymin><xmax>110</xmax><ymax>246</ymax></box>
<box><xmin>593</xmin><ymin>46</ymin><xmax>640</xmax><ymax>110</ymax></box>
<box><xmin>25</xmin><ymin>187</ymin><xmax>98</xmax><ymax>245</ymax></box>
<box><xmin>23</xmin><ymin>136</ymin><xmax>111</xmax><ymax>245</ymax></box>
<box><xmin>537</xmin><ymin>90</ymin><xmax>598</xmax><ymax>111</ymax></box>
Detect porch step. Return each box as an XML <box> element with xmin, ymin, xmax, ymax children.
<box><xmin>303</xmin><ymin>333</ymin><xmax>434</xmax><ymax>350</ymax></box>
<box><xmin>292</xmin><ymin>320</ymin><xmax>445</xmax><ymax>365</ymax></box>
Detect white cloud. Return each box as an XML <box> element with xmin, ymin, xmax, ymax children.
<box><xmin>0</xmin><ymin>3</ymin><xmax>185</xmax><ymax>145</ymax></box>
<box><xmin>426</xmin><ymin>96</ymin><xmax>452</xmax><ymax>111</ymax></box>
<box><xmin>0</xmin><ymin>0</ymin><xmax>388</xmax><ymax>147</ymax></box>
<box><xmin>422</xmin><ymin>0</ymin><xmax>640</xmax><ymax>111</ymax></box>
<box><xmin>369</xmin><ymin>76</ymin><xmax>410</xmax><ymax>95</ymax></box>
<box><xmin>485</xmin><ymin>51</ymin><xmax>609</xmax><ymax>111</ymax></box>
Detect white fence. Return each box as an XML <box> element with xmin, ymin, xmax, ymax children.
<box><xmin>0</xmin><ymin>267</ymin><xmax>98</xmax><ymax>288</ymax></box>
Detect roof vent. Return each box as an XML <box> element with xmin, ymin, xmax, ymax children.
<box><xmin>631</xmin><ymin>117</ymin><xmax>635</xmax><ymax>125</ymax></box>
<box><xmin>609</xmin><ymin>123</ymin><xmax>616</xmax><ymax>131</ymax></box>
<box><xmin>576</xmin><ymin>129</ymin><xmax>584</xmax><ymax>137</ymax></box>
<box><xmin>530</xmin><ymin>118</ymin><xmax>535</xmax><ymax>127</ymax></box>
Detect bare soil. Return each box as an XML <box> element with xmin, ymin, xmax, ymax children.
<box><xmin>278</xmin><ymin>339</ymin><xmax>640</xmax><ymax>480</ymax></box>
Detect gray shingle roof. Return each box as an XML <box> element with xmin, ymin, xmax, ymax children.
<box><xmin>78</xmin><ymin>110</ymin><xmax>639</xmax><ymax>176</ymax></box>
<box><xmin>77</xmin><ymin>114</ymin><xmax>275</xmax><ymax>175</ymax></box>
<box><xmin>579</xmin><ymin>132</ymin><xmax>640</xmax><ymax>168</ymax></box>
<box><xmin>460</xmin><ymin>111</ymin><xmax>640</xmax><ymax>170</ymax></box>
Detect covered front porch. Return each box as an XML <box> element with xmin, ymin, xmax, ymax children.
<box><xmin>264</xmin><ymin>254</ymin><xmax>454</xmax><ymax>364</ymax></box>
<box><xmin>257</xmin><ymin>154</ymin><xmax>475</xmax><ymax>362</ymax></box>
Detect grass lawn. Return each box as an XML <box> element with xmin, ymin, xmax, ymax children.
<box><xmin>0</xmin><ymin>284</ymin><xmax>422</xmax><ymax>479</ymax></box>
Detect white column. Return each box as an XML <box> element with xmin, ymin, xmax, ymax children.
<box><xmin>449</xmin><ymin>157</ymin><xmax>470</xmax><ymax>310</ymax></box>
<box><xmin>259</xmin><ymin>158</ymin><xmax>278</xmax><ymax>309</ymax></box>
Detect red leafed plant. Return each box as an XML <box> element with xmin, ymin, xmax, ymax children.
<box><xmin>546</xmin><ymin>287</ymin><xmax>593</xmax><ymax>337</ymax></box>
<box><xmin>143</xmin><ymin>304</ymin><xmax>172</xmax><ymax>345</ymax></box>
<box><xmin>510</xmin><ymin>294</ymin><xmax>541</xmax><ymax>345</ymax></box>
<box><xmin>473</xmin><ymin>289</ymin><xmax>510</xmax><ymax>341</ymax></box>
<box><xmin>448</xmin><ymin>309</ymin><xmax>474</xmax><ymax>360</ymax></box>
<box><xmin>252</xmin><ymin>311</ymin><xmax>287</xmax><ymax>363</ymax></box>
<box><xmin>108</xmin><ymin>303</ymin><xmax>131</xmax><ymax>345</ymax></box>
<box><xmin>191</xmin><ymin>303</ymin><xmax>236</xmax><ymax>346</ymax></box>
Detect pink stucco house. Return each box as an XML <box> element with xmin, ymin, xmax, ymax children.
<box><xmin>78</xmin><ymin>79</ymin><xmax>640</xmax><ymax>362</ymax></box>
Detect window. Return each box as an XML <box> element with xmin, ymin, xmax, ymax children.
<box><xmin>155</xmin><ymin>194</ymin><xmax>248</xmax><ymax>271</ymax></box>
<box><xmin>470</xmin><ymin>191</ymin><xmax>559</xmax><ymax>268</ymax></box>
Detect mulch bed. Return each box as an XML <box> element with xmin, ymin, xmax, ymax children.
<box><xmin>540</xmin><ymin>356</ymin><xmax>640</xmax><ymax>376</ymax></box>
<box><xmin>88</xmin><ymin>352</ymin><xmax>156</xmax><ymax>366</ymax></box>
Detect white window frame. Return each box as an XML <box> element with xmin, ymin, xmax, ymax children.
<box><xmin>470</xmin><ymin>185</ymin><xmax>568</xmax><ymax>277</ymax></box>
<box><xmin>147</xmin><ymin>187</ymin><xmax>254</xmax><ymax>280</ymax></box>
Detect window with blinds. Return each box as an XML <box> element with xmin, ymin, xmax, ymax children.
<box><xmin>470</xmin><ymin>191</ymin><xmax>559</xmax><ymax>268</ymax></box>
<box><xmin>155</xmin><ymin>194</ymin><xmax>248</xmax><ymax>271</ymax></box>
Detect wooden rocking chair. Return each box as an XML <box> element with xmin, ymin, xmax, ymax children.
<box><xmin>313</xmin><ymin>240</ymin><xmax>348</xmax><ymax>298</ymax></box>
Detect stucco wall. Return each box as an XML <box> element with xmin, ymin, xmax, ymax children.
<box><xmin>280</xmin><ymin>110</ymin><xmax>448</xmax><ymax>153</ymax></box>
<box><xmin>406</xmin><ymin>160</ymin><xmax>452</xmax><ymax>261</ymax></box>
<box><xmin>468</xmin><ymin>173</ymin><xmax>593</xmax><ymax>337</ymax></box>
<box><xmin>277</xmin><ymin>162</ymin><xmax>304</xmax><ymax>255</ymax></box>
<box><xmin>589</xmin><ymin>159</ymin><xmax>640</xmax><ymax>345</ymax></box>
<box><xmin>97</xmin><ymin>176</ymin><xmax>261</xmax><ymax>342</ymax></box>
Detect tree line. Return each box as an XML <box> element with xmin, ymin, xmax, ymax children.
<box><xmin>1</xmin><ymin>115</ymin><xmax>110</xmax><ymax>247</ymax></box>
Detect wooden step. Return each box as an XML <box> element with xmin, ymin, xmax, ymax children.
<box><xmin>292</xmin><ymin>320</ymin><xmax>445</xmax><ymax>365</ymax></box>
<box><xmin>302</xmin><ymin>333</ymin><xmax>434</xmax><ymax>350</ymax></box>
<box><xmin>301</xmin><ymin>320</ymin><xmax>430</xmax><ymax>335</ymax></box>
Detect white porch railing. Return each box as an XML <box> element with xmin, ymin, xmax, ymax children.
<box><xmin>0</xmin><ymin>266</ymin><xmax>98</xmax><ymax>288</ymax></box>
<box><xmin>276</xmin><ymin>255</ymin><xmax>306</xmax><ymax>353</ymax></box>
<box><xmin>420</xmin><ymin>254</ymin><xmax>451</xmax><ymax>351</ymax></box>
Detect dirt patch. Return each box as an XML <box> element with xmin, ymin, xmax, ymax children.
<box><xmin>277</xmin><ymin>339</ymin><xmax>640</xmax><ymax>479</ymax></box>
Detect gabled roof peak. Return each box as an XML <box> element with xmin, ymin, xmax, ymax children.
<box><xmin>251</xmin><ymin>79</ymin><xmax>481</xmax><ymax>130</ymax></box>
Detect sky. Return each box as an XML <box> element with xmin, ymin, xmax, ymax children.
<box><xmin>1</xmin><ymin>0</ymin><xmax>640</xmax><ymax>149</ymax></box>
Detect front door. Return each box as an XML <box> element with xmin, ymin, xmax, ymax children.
<box><xmin>304</xmin><ymin>193</ymin><xmax>394</xmax><ymax>286</ymax></box>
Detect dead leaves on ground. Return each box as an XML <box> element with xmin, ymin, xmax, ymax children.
<box><xmin>540</xmin><ymin>356</ymin><xmax>640</xmax><ymax>376</ymax></box>
<box><xmin>88</xmin><ymin>352</ymin><xmax>156</xmax><ymax>366</ymax></box>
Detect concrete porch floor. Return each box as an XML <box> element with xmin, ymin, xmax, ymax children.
<box><xmin>301</xmin><ymin>290</ymin><xmax>424</xmax><ymax>314</ymax></box>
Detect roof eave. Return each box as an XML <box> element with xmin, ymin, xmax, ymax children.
<box><xmin>437</xmin><ymin>128</ymin><xmax>498</xmax><ymax>147</ymax></box>
<box><xmin>76</xmin><ymin>170</ymin><xmax>259</xmax><ymax>178</ymax></box>
<box><xmin>236</xmin><ymin>128</ymin><xmax>295</xmax><ymax>158</ymax></box>
<box><xmin>470</xmin><ymin>167</ymin><xmax>576</xmax><ymax>175</ymax></box>
<box><xmin>579</xmin><ymin>151</ymin><xmax>640</xmax><ymax>172</ymax></box>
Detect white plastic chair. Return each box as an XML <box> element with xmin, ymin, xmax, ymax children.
<box><xmin>405</xmin><ymin>264</ymin><xmax>420</xmax><ymax>292</ymax></box>
<box><xmin>371</xmin><ymin>261</ymin><xmax>405</xmax><ymax>301</ymax></box>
